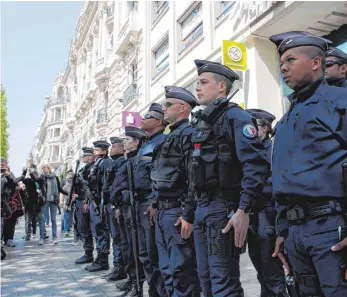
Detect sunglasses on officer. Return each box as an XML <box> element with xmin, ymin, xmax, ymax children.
<box><xmin>325</xmin><ymin>60</ymin><xmax>344</xmax><ymax>68</ymax></box>
<box><xmin>143</xmin><ymin>113</ymin><xmax>159</xmax><ymax>120</ymax></box>
<box><xmin>162</xmin><ymin>102</ymin><xmax>184</xmax><ymax>109</ymax></box>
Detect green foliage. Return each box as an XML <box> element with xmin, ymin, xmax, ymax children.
<box><xmin>1</xmin><ymin>86</ymin><xmax>9</xmax><ymax>159</ymax></box>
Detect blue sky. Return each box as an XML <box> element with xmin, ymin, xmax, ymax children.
<box><xmin>1</xmin><ymin>1</ymin><xmax>84</xmax><ymax>175</ymax></box>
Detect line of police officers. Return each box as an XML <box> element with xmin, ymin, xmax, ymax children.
<box><xmin>68</xmin><ymin>31</ymin><xmax>347</xmax><ymax>297</ymax></box>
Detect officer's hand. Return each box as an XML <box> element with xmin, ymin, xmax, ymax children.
<box><xmin>175</xmin><ymin>217</ymin><xmax>193</xmax><ymax>239</ymax></box>
<box><xmin>272</xmin><ymin>236</ymin><xmax>290</xmax><ymax>273</ymax></box>
<box><xmin>72</xmin><ymin>194</ymin><xmax>78</xmax><ymax>199</ymax></box>
<box><xmin>222</xmin><ymin>209</ymin><xmax>249</xmax><ymax>248</ymax></box>
<box><xmin>144</xmin><ymin>206</ymin><xmax>157</xmax><ymax>225</ymax></box>
<box><xmin>84</xmin><ymin>203</ymin><xmax>89</xmax><ymax>212</ymax></box>
<box><xmin>331</xmin><ymin>237</ymin><xmax>347</xmax><ymax>280</ymax></box>
<box><xmin>115</xmin><ymin>208</ymin><xmax>121</xmax><ymax>224</ymax></box>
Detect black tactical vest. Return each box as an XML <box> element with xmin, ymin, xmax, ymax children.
<box><xmin>151</xmin><ymin>121</ymin><xmax>191</xmax><ymax>192</ymax></box>
<box><xmin>190</xmin><ymin>99</ymin><xmax>242</xmax><ymax>196</ymax></box>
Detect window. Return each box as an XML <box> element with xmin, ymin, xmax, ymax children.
<box><xmin>153</xmin><ymin>37</ymin><xmax>169</xmax><ymax>77</ymax></box>
<box><xmin>54</xmin><ymin>128</ymin><xmax>60</xmax><ymax>138</ymax></box>
<box><xmin>179</xmin><ymin>2</ymin><xmax>203</xmax><ymax>54</ymax></box>
<box><xmin>128</xmin><ymin>62</ymin><xmax>138</xmax><ymax>85</ymax></box>
<box><xmin>82</xmin><ymin>132</ymin><xmax>87</xmax><ymax>146</ymax></box>
<box><xmin>52</xmin><ymin>145</ymin><xmax>60</xmax><ymax>161</ymax></box>
<box><xmin>152</xmin><ymin>1</ymin><xmax>169</xmax><ymax>24</ymax></box>
<box><xmin>57</xmin><ymin>87</ymin><xmax>64</xmax><ymax>103</ymax></box>
<box><xmin>50</xmin><ymin>129</ymin><xmax>53</xmax><ymax>139</ymax></box>
<box><xmin>55</xmin><ymin>108</ymin><xmax>62</xmax><ymax>121</ymax></box>
<box><xmin>127</xmin><ymin>1</ymin><xmax>137</xmax><ymax>13</ymax></box>
<box><xmin>215</xmin><ymin>1</ymin><xmax>235</xmax><ymax>21</ymax></box>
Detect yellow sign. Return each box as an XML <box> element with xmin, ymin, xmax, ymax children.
<box><xmin>222</xmin><ymin>40</ymin><xmax>247</xmax><ymax>71</ymax></box>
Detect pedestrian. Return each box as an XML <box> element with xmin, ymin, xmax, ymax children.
<box><xmin>74</xmin><ymin>147</ymin><xmax>95</xmax><ymax>264</ymax></box>
<box><xmin>101</xmin><ymin>137</ymin><xmax>127</xmax><ymax>282</ymax></box>
<box><xmin>150</xmin><ymin>86</ymin><xmax>200</xmax><ymax>297</ymax></box>
<box><xmin>189</xmin><ymin>60</ymin><xmax>270</xmax><ymax>297</ymax></box>
<box><xmin>246</xmin><ymin>108</ymin><xmax>288</xmax><ymax>297</ymax></box>
<box><xmin>84</xmin><ymin>140</ymin><xmax>113</xmax><ymax>272</ymax></box>
<box><xmin>270</xmin><ymin>31</ymin><xmax>347</xmax><ymax>297</ymax></box>
<box><xmin>325</xmin><ymin>47</ymin><xmax>347</xmax><ymax>88</ymax></box>
<box><xmin>134</xmin><ymin>104</ymin><xmax>167</xmax><ymax>297</ymax></box>
<box><xmin>21</xmin><ymin>168</ymin><xmax>41</xmax><ymax>241</ymax></box>
<box><xmin>61</xmin><ymin>170</ymin><xmax>74</xmax><ymax>237</ymax></box>
<box><xmin>38</xmin><ymin>164</ymin><xmax>68</xmax><ymax>245</ymax></box>
<box><xmin>110</xmin><ymin>126</ymin><xmax>146</xmax><ymax>297</ymax></box>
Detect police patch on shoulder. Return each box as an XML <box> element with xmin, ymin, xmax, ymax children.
<box><xmin>242</xmin><ymin>125</ymin><xmax>257</xmax><ymax>139</ymax></box>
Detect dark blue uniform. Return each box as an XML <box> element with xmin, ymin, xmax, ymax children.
<box><xmin>88</xmin><ymin>155</ymin><xmax>113</xmax><ymax>268</ymax></box>
<box><xmin>133</xmin><ymin>130</ymin><xmax>167</xmax><ymax>297</ymax></box>
<box><xmin>190</xmin><ymin>102</ymin><xmax>270</xmax><ymax>297</ymax></box>
<box><xmin>272</xmin><ymin>78</ymin><xmax>347</xmax><ymax>297</ymax></box>
<box><xmin>110</xmin><ymin>150</ymin><xmax>145</xmax><ymax>288</ymax></box>
<box><xmin>104</xmin><ymin>155</ymin><xmax>127</xmax><ymax>277</ymax></box>
<box><xmin>151</xmin><ymin>119</ymin><xmax>200</xmax><ymax>297</ymax></box>
<box><xmin>248</xmin><ymin>136</ymin><xmax>287</xmax><ymax>297</ymax></box>
<box><xmin>75</xmin><ymin>162</ymin><xmax>94</xmax><ymax>257</ymax></box>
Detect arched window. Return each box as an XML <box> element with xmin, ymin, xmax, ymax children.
<box><xmin>57</xmin><ymin>87</ymin><xmax>64</xmax><ymax>103</ymax></box>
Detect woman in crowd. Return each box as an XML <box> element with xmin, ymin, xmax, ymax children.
<box><xmin>38</xmin><ymin>164</ymin><xmax>67</xmax><ymax>245</ymax></box>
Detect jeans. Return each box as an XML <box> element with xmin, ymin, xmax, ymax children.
<box><xmin>25</xmin><ymin>210</ymin><xmax>38</xmax><ymax>237</ymax></box>
<box><xmin>41</xmin><ymin>202</ymin><xmax>58</xmax><ymax>239</ymax></box>
<box><xmin>63</xmin><ymin>208</ymin><xmax>73</xmax><ymax>233</ymax></box>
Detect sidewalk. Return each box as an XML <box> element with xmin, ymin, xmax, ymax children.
<box><xmin>1</xmin><ymin>215</ymin><xmax>260</xmax><ymax>297</ymax></box>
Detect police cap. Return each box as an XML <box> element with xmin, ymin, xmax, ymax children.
<box><xmin>81</xmin><ymin>146</ymin><xmax>93</xmax><ymax>156</ymax></box>
<box><xmin>326</xmin><ymin>47</ymin><xmax>347</xmax><ymax>63</ymax></box>
<box><xmin>194</xmin><ymin>59</ymin><xmax>239</xmax><ymax>83</ymax></box>
<box><xmin>109</xmin><ymin>137</ymin><xmax>124</xmax><ymax>145</ymax></box>
<box><xmin>246</xmin><ymin>108</ymin><xmax>276</xmax><ymax>123</ymax></box>
<box><xmin>269</xmin><ymin>31</ymin><xmax>332</xmax><ymax>56</ymax></box>
<box><xmin>124</xmin><ymin>126</ymin><xmax>147</xmax><ymax>141</ymax></box>
<box><xmin>92</xmin><ymin>140</ymin><xmax>111</xmax><ymax>150</ymax></box>
<box><xmin>164</xmin><ymin>86</ymin><xmax>198</xmax><ymax>109</ymax></box>
<box><xmin>148</xmin><ymin>103</ymin><xmax>164</xmax><ymax>121</ymax></box>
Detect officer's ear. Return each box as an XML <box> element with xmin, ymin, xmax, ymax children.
<box><xmin>340</xmin><ymin>63</ymin><xmax>347</xmax><ymax>75</ymax></box>
<box><xmin>311</xmin><ymin>56</ymin><xmax>323</xmax><ymax>72</ymax></box>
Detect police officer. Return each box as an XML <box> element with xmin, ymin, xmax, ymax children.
<box><xmin>111</xmin><ymin>126</ymin><xmax>146</xmax><ymax>297</ymax></box>
<box><xmin>75</xmin><ymin>147</ymin><xmax>95</xmax><ymax>264</ymax></box>
<box><xmin>270</xmin><ymin>31</ymin><xmax>347</xmax><ymax>297</ymax></box>
<box><xmin>135</xmin><ymin>103</ymin><xmax>167</xmax><ymax>297</ymax></box>
<box><xmin>246</xmin><ymin>109</ymin><xmax>288</xmax><ymax>297</ymax></box>
<box><xmin>189</xmin><ymin>60</ymin><xmax>270</xmax><ymax>297</ymax></box>
<box><xmin>325</xmin><ymin>47</ymin><xmax>347</xmax><ymax>88</ymax></box>
<box><xmin>101</xmin><ymin>137</ymin><xmax>127</xmax><ymax>282</ymax></box>
<box><xmin>150</xmin><ymin>86</ymin><xmax>200</xmax><ymax>297</ymax></box>
<box><xmin>85</xmin><ymin>140</ymin><xmax>113</xmax><ymax>272</ymax></box>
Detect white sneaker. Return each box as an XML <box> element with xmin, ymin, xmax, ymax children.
<box><xmin>32</xmin><ymin>234</ymin><xmax>36</xmax><ymax>239</ymax></box>
<box><xmin>72</xmin><ymin>239</ymin><xmax>81</xmax><ymax>246</ymax></box>
<box><xmin>6</xmin><ymin>240</ymin><xmax>16</xmax><ymax>247</ymax></box>
<box><xmin>38</xmin><ymin>239</ymin><xmax>44</xmax><ymax>245</ymax></box>
<box><xmin>53</xmin><ymin>238</ymin><xmax>58</xmax><ymax>245</ymax></box>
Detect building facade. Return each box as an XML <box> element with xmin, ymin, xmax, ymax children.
<box><xmin>30</xmin><ymin>1</ymin><xmax>347</xmax><ymax>173</ymax></box>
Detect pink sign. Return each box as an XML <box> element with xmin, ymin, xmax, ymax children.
<box><xmin>122</xmin><ymin>111</ymin><xmax>142</xmax><ymax>127</ymax></box>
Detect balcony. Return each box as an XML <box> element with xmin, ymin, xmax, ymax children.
<box><xmin>96</xmin><ymin>108</ymin><xmax>108</xmax><ymax>132</ymax></box>
<box><xmin>122</xmin><ymin>84</ymin><xmax>138</xmax><ymax>107</ymax></box>
<box><xmin>116</xmin><ymin>11</ymin><xmax>141</xmax><ymax>55</ymax></box>
<box><xmin>47</xmin><ymin>97</ymin><xmax>65</xmax><ymax>107</ymax></box>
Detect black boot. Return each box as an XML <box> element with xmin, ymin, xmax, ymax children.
<box><xmin>1</xmin><ymin>248</ymin><xmax>6</xmax><ymax>260</ymax></box>
<box><xmin>106</xmin><ymin>265</ymin><xmax>127</xmax><ymax>282</ymax></box>
<box><xmin>75</xmin><ymin>253</ymin><xmax>93</xmax><ymax>264</ymax></box>
<box><xmin>148</xmin><ymin>285</ymin><xmax>160</xmax><ymax>297</ymax></box>
<box><xmin>87</xmin><ymin>254</ymin><xmax>109</xmax><ymax>272</ymax></box>
<box><xmin>123</xmin><ymin>283</ymin><xmax>143</xmax><ymax>297</ymax></box>
<box><xmin>116</xmin><ymin>279</ymin><xmax>133</xmax><ymax>291</ymax></box>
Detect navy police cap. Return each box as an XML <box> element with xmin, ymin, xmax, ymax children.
<box><xmin>124</xmin><ymin>126</ymin><xmax>147</xmax><ymax>141</ymax></box>
<box><xmin>326</xmin><ymin>47</ymin><xmax>347</xmax><ymax>63</ymax></box>
<box><xmin>93</xmin><ymin>140</ymin><xmax>111</xmax><ymax>149</ymax></box>
<box><xmin>164</xmin><ymin>86</ymin><xmax>198</xmax><ymax>109</ymax></box>
<box><xmin>194</xmin><ymin>59</ymin><xmax>239</xmax><ymax>83</ymax></box>
<box><xmin>246</xmin><ymin>108</ymin><xmax>276</xmax><ymax>123</ymax></box>
<box><xmin>269</xmin><ymin>31</ymin><xmax>332</xmax><ymax>56</ymax></box>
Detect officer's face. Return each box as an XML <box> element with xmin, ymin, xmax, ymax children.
<box><xmin>280</xmin><ymin>47</ymin><xmax>323</xmax><ymax>91</ymax></box>
<box><xmin>140</xmin><ymin>113</ymin><xmax>160</xmax><ymax>131</ymax></box>
<box><xmin>325</xmin><ymin>57</ymin><xmax>347</xmax><ymax>80</ymax></box>
<box><xmin>123</xmin><ymin>136</ymin><xmax>139</xmax><ymax>153</ymax></box>
<box><xmin>110</xmin><ymin>143</ymin><xmax>124</xmax><ymax>156</ymax></box>
<box><xmin>257</xmin><ymin>125</ymin><xmax>268</xmax><ymax>140</ymax></box>
<box><xmin>162</xmin><ymin>99</ymin><xmax>185</xmax><ymax>124</ymax></box>
<box><xmin>93</xmin><ymin>148</ymin><xmax>107</xmax><ymax>156</ymax></box>
<box><xmin>196</xmin><ymin>73</ymin><xmax>223</xmax><ymax>106</ymax></box>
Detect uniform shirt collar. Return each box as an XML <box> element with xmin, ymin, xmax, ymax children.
<box><xmin>327</xmin><ymin>77</ymin><xmax>347</xmax><ymax>87</ymax></box>
<box><xmin>111</xmin><ymin>155</ymin><xmax>122</xmax><ymax>161</ymax></box>
<box><xmin>288</xmin><ymin>77</ymin><xmax>324</xmax><ymax>103</ymax></box>
<box><xmin>127</xmin><ymin>150</ymin><xmax>139</xmax><ymax>158</ymax></box>
<box><xmin>169</xmin><ymin>119</ymin><xmax>189</xmax><ymax>132</ymax></box>
<box><xmin>148</xmin><ymin>129</ymin><xmax>165</xmax><ymax>140</ymax></box>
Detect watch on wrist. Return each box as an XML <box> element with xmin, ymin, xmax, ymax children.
<box><xmin>239</xmin><ymin>204</ymin><xmax>252</xmax><ymax>214</ymax></box>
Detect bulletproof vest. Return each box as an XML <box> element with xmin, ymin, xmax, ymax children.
<box><xmin>88</xmin><ymin>157</ymin><xmax>104</xmax><ymax>195</ymax></box>
<box><xmin>151</xmin><ymin>121</ymin><xmax>191</xmax><ymax>192</ymax></box>
<box><xmin>134</xmin><ymin>133</ymin><xmax>165</xmax><ymax>192</ymax></box>
<box><xmin>106</xmin><ymin>156</ymin><xmax>124</xmax><ymax>187</ymax></box>
<box><xmin>190</xmin><ymin>99</ymin><xmax>242</xmax><ymax>194</ymax></box>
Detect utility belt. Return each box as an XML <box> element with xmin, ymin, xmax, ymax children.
<box><xmin>195</xmin><ymin>188</ymin><xmax>239</xmax><ymax>203</ymax></box>
<box><xmin>157</xmin><ymin>199</ymin><xmax>181</xmax><ymax>210</ymax></box>
<box><xmin>286</xmin><ymin>200</ymin><xmax>344</xmax><ymax>225</ymax></box>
